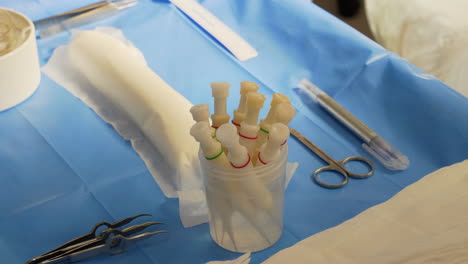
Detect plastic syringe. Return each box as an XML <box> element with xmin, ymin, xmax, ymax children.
<box><xmin>297</xmin><ymin>79</ymin><xmax>409</xmax><ymax>171</ymax></box>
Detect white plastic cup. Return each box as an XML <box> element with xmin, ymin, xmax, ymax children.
<box><xmin>200</xmin><ymin>146</ymin><xmax>288</xmax><ymax>252</ymax></box>
<box><xmin>0</xmin><ymin>8</ymin><xmax>40</xmax><ymax>111</ymax></box>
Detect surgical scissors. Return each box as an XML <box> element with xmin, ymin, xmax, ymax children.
<box><xmin>290</xmin><ymin>127</ymin><xmax>374</xmax><ymax>189</ymax></box>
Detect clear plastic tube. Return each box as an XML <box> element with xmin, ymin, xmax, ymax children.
<box><xmin>362</xmin><ymin>136</ymin><xmax>409</xmax><ymax>171</ymax></box>
<box><xmin>297</xmin><ymin>79</ymin><xmax>409</xmax><ymax>170</ymax></box>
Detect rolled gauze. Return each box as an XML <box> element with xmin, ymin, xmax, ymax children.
<box><xmin>67</xmin><ymin>30</ymin><xmax>199</xmax><ymax>196</ymax></box>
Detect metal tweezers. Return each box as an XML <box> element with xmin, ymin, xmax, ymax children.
<box><xmin>26</xmin><ymin>214</ymin><xmax>166</xmax><ymax>264</ymax></box>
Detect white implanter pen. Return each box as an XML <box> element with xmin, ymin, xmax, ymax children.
<box><xmin>253</xmin><ymin>103</ymin><xmax>295</xmax><ymax>164</ymax></box>
<box><xmin>217</xmin><ymin>123</ymin><xmax>274</xmax><ymax>211</ymax></box>
<box><xmin>211</xmin><ymin>82</ymin><xmax>230</xmax><ymax>128</ymax></box>
<box><xmin>190</xmin><ymin>121</ymin><xmax>230</xmax><ymax>167</ymax></box>
<box><xmin>190</xmin><ymin>104</ymin><xmax>215</xmax><ymax>136</ymax></box>
<box><xmin>232</xmin><ymin>81</ymin><xmax>259</xmax><ymax>130</ymax></box>
<box><xmin>190</xmin><ymin>104</ymin><xmax>210</xmax><ymax>124</ymax></box>
<box><xmin>239</xmin><ymin>92</ymin><xmax>266</xmax><ymax>156</ymax></box>
<box><xmin>257</xmin><ymin>123</ymin><xmax>290</xmax><ymax>166</ymax></box>
<box><xmin>256</xmin><ymin>94</ymin><xmax>291</xmax><ymax>148</ymax></box>
<box><xmin>217</xmin><ymin>123</ymin><xmax>252</xmax><ymax>169</ymax></box>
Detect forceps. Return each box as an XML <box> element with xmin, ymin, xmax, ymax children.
<box><xmin>290</xmin><ymin>127</ymin><xmax>374</xmax><ymax>189</ymax></box>
<box><xmin>26</xmin><ymin>214</ymin><xmax>166</xmax><ymax>264</ymax></box>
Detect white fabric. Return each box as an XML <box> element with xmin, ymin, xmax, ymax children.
<box><xmin>366</xmin><ymin>0</ymin><xmax>468</xmax><ymax>97</ymax></box>
<box><xmin>263</xmin><ymin>160</ymin><xmax>468</xmax><ymax>263</ymax></box>
<box><xmin>42</xmin><ymin>27</ymin><xmax>207</xmax><ymax>227</ymax></box>
<box><xmin>206</xmin><ymin>253</ymin><xmax>251</xmax><ymax>264</ymax></box>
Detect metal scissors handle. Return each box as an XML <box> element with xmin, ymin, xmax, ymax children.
<box><xmin>290</xmin><ymin>128</ymin><xmax>374</xmax><ymax>189</ymax></box>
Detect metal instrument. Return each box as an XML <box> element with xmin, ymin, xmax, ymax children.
<box><xmin>290</xmin><ymin>127</ymin><xmax>374</xmax><ymax>189</ymax></box>
<box><xmin>33</xmin><ymin>0</ymin><xmax>138</xmax><ymax>38</ymax></box>
<box><xmin>26</xmin><ymin>214</ymin><xmax>166</xmax><ymax>264</ymax></box>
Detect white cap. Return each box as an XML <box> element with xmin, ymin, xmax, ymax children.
<box><xmin>217</xmin><ymin>123</ymin><xmax>250</xmax><ymax>167</ymax></box>
<box><xmin>211</xmin><ymin>82</ymin><xmax>230</xmax><ymax>98</ymax></box>
<box><xmin>258</xmin><ymin>123</ymin><xmax>290</xmax><ymax>164</ymax></box>
<box><xmin>190</xmin><ymin>121</ymin><xmax>220</xmax><ymax>158</ymax></box>
<box><xmin>243</xmin><ymin>92</ymin><xmax>266</xmax><ymax>126</ymax></box>
<box><xmin>190</xmin><ymin>121</ymin><xmax>211</xmax><ymax>142</ymax></box>
<box><xmin>270</xmin><ymin>93</ymin><xmax>290</xmax><ymax>106</ymax></box>
<box><xmin>269</xmin><ymin>123</ymin><xmax>290</xmax><ymax>145</ymax></box>
<box><xmin>263</xmin><ymin>93</ymin><xmax>291</xmax><ymax>124</ymax></box>
<box><xmin>240</xmin><ymin>81</ymin><xmax>259</xmax><ymax>95</ymax></box>
<box><xmin>273</xmin><ymin>103</ymin><xmax>295</xmax><ymax>125</ymax></box>
<box><xmin>216</xmin><ymin>123</ymin><xmax>238</xmax><ymax>148</ymax></box>
<box><xmin>235</xmin><ymin>80</ymin><xmax>260</xmax><ymax>114</ymax></box>
<box><xmin>246</xmin><ymin>92</ymin><xmax>266</xmax><ymax>111</ymax></box>
<box><xmin>190</xmin><ymin>104</ymin><xmax>210</xmax><ymax>122</ymax></box>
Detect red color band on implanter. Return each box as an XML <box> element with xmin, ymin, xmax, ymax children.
<box><xmin>239</xmin><ymin>133</ymin><xmax>257</xmax><ymax>140</ymax></box>
<box><xmin>231</xmin><ymin>120</ymin><xmax>241</xmax><ymax>127</ymax></box>
<box><xmin>257</xmin><ymin>152</ymin><xmax>268</xmax><ymax>165</ymax></box>
<box><xmin>231</xmin><ymin>154</ymin><xmax>251</xmax><ymax>168</ymax></box>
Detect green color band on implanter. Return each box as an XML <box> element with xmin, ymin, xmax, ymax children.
<box><xmin>205</xmin><ymin>147</ymin><xmax>224</xmax><ymax>160</ymax></box>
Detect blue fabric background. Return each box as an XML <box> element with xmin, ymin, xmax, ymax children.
<box><xmin>1</xmin><ymin>0</ymin><xmax>467</xmax><ymax>263</ymax></box>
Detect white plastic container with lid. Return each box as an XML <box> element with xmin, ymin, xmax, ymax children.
<box><xmin>0</xmin><ymin>8</ymin><xmax>40</xmax><ymax>111</ymax></box>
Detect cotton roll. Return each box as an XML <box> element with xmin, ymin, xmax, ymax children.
<box><xmin>68</xmin><ymin>30</ymin><xmax>198</xmax><ymax>190</ymax></box>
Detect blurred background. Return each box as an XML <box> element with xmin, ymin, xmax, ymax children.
<box><xmin>313</xmin><ymin>0</ymin><xmax>468</xmax><ymax>97</ymax></box>
<box><xmin>314</xmin><ymin>0</ymin><xmax>373</xmax><ymax>39</ymax></box>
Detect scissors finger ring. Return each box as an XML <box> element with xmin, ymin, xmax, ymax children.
<box><xmin>339</xmin><ymin>156</ymin><xmax>374</xmax><ymax>178</ymax></box>
<box><xmin>312</xmin><ymin>165</ymin><xmax>349</xmax><ymax>189</ymax></box>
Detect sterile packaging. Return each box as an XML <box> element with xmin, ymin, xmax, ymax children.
<box><xmin>42</xmin><ymin>27</ymin><xmax>205</xmax><ymax>226</ymax></box>
<box><xmin>200</xmin><ymin>146</ymin><xmax>288</xmax><ymax>253</ymax></box>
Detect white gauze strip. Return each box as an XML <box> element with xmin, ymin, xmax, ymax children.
<box><xmin>42</xmin><ymin>27</ymin><xmax>201</xmax><ymax>198</ymax></box>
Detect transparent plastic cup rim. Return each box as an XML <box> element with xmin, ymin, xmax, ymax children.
<box><xmin>200</xmin><ymin>145</ymin><xmax>288</xmax><ymax>181</ymax></box>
